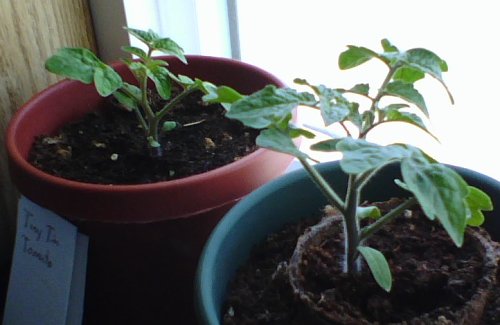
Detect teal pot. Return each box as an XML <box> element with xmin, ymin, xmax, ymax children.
<box><xmin>196</xmin><ymin>161</ymin><xmax>500</xmax><ymax>324</ymax></box>
<box><xmin>6</xmin><ymin>55</ymin><xmax>292</xmax><ymax>324</ymax></box>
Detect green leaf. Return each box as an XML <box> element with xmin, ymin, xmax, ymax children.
<box><xmin>401</xmin><ymin>48</ymin><xmax>454</xmax><ymax>103</ymax></box>
<box><xmin>125</xmin><ymin>27</ymin><xmax>160</xmax><ymax>44</ymax></box>
<box><xmin>147</xmin><ymin>136</ymin><xmax>161</xmax><ymax>148</ymax></box>
<box><xmin>127</xmin><ymin>61</ymin><xmax>147</xmax><ymax>81</ymax></box>
<box><xmin>93</xmin><ymin>65</ymin><xmax>123</xmax><ymax>96</ymax></box>
<box><xmin>393</xmin><ymin>66</ymin><xmax>425</xmax><ymax>83</ymax></box>
<box><xmin>45</xmin><ymin>47</ymin><xmax>102</xmax><ymax>84</ymax></box>
<box><xmin>465</xmin><ymin>186</ymin><xmax>493</xmax><ymax>226</ymax></box>
<box><xmin>384</xmin><ymin>81</ymin><xmax>428</xmax><ymax>117</ymax></box>
<box><xmin>293</xmin><ymin>78</ymin><xmax>309</xmax><ymax>86</ymax></box>
<box><xmin>339</xmin><ymin>46</ymin><xmax>378</xmax><ymax>70</ymax></box>
<box><xmin>310</xmin><ymin>139</ymin><xmax>342</xmax><ymax>152</ymax></box>
<box><xmin>361</xmin><ymin>110</ymin><xmax>375</xmax><ymax>130</ymax></box>
<box><xmin>151</xmin><ymin>38</ymin><xmax>187</xmax><ymax>64</ymax></box>
<box><xmin>121</xmin><ymin>46</ymin><xmax>148</xmax><ymax>60</ymax></box>
<box><xmin>394</xmin><ymin>179</ymin><xmax>410</xmax><ymax>191</ymax></box>
<box><xmin>384</xmin><ymin>109</ymin><xmax>437</xmax><ymax>140</ymax></box>
<box><xmin>401</xmin><ymin>155</ymin><xmax>470</xmax><ymax>246</ymax></box>
<box><xmin>196</xmin><ymin>80</ymin><xmax>240</xmax><ymax>111</ymax></box>
<box><xmin>293</xmin><ymin>79</ymin><xmax>350</xmax><ymax>126</ymax></box>
<box><xmin>202</xmin><ymin>85</ymin><xmax>244</xmax><ymax>105</ymax></box>
<box><xmin>146</xmin><ymin>65</ymin><xmax>172</xmax><ymax>99</ymax></box>
<box><xmin>384</xmin><ymin>103</ymin><xmax>410</xmax><ymax>110</ymax></box>
<box><xmin>357</xmin><ymin>206</ymin><xmax>381</xmax><ymax>220</ymax></box>
<box><xmin>226</xmin><ymin>85</ymin><xmax>315</xmax><ymax>129</ymax></box>
<box><xmin>177</xmin><ymin>74</ymin><xmax>195</xmax><ymax>85</ymax></box>
<box><xmin>405</xmin><ymin>48</ymin><xmax>448</xmax><ymax>78</ymax></box>
<box><xmin>347</xmin><ymin>102</ymin><xmax>363</xmax><ymax>129</ymax></box>
<box><xmin>256</xmin><ymin>127</ymin><xmax>308</xmax><ymax>159</ymax></box>
<box><xmin>162</xmin><ymin>121</ymin><xmax>178</xmax><ymax>132</ymax></box>
<box><xmin>289</xmin><ymin>126</ymin><xmax>315</xmax><ymax>139</ymax></box>
<box><xmin>358</xmin><ymin>246</ymin><xmax>392</xmax><ymax>292</ymax></box>
<box><xmin>114</xmin><ymin>91</ymin><xmax>138</xmax><ymax>111</ymax></box>
<box><xmin>150</xmin><ymin>59</ymin><xmax>169</xmax><ymax>67</ymax></box>
<box><xmin>337</xmin><ymin>138</ymin><xmax>411</xmax><ymax>174</ymax></box>
<box><xmin>381</xmin><ymin>39</ymin><xmax>398</xmax><ymax>53</ymax></box>
<box><xmin>122</xmin><ymin>82</ymin><xmax>142</xmax><ymax>101</ymax></box>
<box><xmin>349</xmin><ymin>83</ymin><xmax>370</xmax><ymax>96</ymax></box>
<box><xmin>316</xmin><ymin>85</ymin><xmax>351</xmax><ymax>126</ymax></box>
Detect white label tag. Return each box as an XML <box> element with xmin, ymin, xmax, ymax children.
<box><xmin>2</xmin><ymin>197</ymin><xmax>89</xmax><ymax>325</ymax></box>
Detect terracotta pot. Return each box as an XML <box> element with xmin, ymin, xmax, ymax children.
<box><xmin>195</xmin><ymin>161</ymin><xmax>500</xmax><ymax>324</ymax></box>
<box><xmin>6</xmin><ymin>55</ymin><xmax>292</xmax><ymax>324</ymax></box>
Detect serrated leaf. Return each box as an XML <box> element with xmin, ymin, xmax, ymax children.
<box><xmin>292</xmin><ymin>80</ymin><xmax>350</xmax><ymax>126</ymax></box>
<box><xmin>152</xmin><ymin>38</ymin><xmax>187</xmax><ymax>64</ymax></box>
<box><xmin>146</xmin><ymin>65</ymin><xmax>172</xmax><ymax>99</ymax></box>
<box><xmin>393</xmin><ymin>66</ymin><xmax>425</xmax><ymax>83</ymax></box>
<box><xmin>93</xmin><ymin>65</ymin><xmax>123</xmax><ymax>96</ymax></box>
<box><xmin>256</xmin><ymin>127</ymin><xmax>308</xmax><ymax>159</ymax></box>
<box><xmin>310</xmin><ymin>139</ymin><xmax>342</xmax><ymax>152</ymax></box>
<box><xmin>316</xmin><ymin>85</ymin><xmax>351</xmax><ymax>126</ymax></box>
<box><xmin>358</xmin><ymin>246</ymin><xmax>392</xmax><ymax>292</ymax></box>
<box><xmin>45</xmin><ymin>48</ymin><xmax>102</xmax><ymax>84</ymax></box>
<box><xmin>384</xmin><ymin>81</ymin><xmax>428</xmax><ymax>117</ymax></box>
<box><xmin>226</xmin><ymin>85</ymin><xmax>315</xmax><ymax>129</ymax></box>
<box><xmin>121</xmin><ymin>46</ymin><xmax>148</xmax><ymax>60</ymax></box>
<box><xmin>465</xmin><ymin>186</ymin><xmax>493</xmax><ymax>226</ymax></box>
<box><xmin>337</xmin><ymin>138</ymin><xmax>411</xmax><ymax>174</ymax></box>
<box><xmin>381</xmin><ymin>39</ymin><xmax>398</xmax><ymax>53</ymax></box>
<box><xmin>339</xmin><ymin>46</ymin><xmax>378</xmax><ymax>70</ymax></box>
<box><xmin>384</xmin><ymin>109</ymin><xmax>437</xmax><ymax>140</ymax></box>
<box><xmin>401</xmin><ymin>155</ymin><xmax>469</xmax><ymax>246</ymax></box>
<box><xmin>357</xmin><ymin>206</ymin><xmax>381</xmax><ymax>220</ymax></box>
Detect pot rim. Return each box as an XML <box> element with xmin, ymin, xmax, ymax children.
<box><xmin>6</xmin><ymin>54</ymin><xmax>285</xmax><ymax>193</ymax></box>
<box><xmin>6</xmin><ymin>54</ymin><xmax>295</xmax><ymax>222</ymax></box>
<box><xmin>195</xmin><ymin>161</ymin><xmax>500</xmax><ymax>324</ymax></box>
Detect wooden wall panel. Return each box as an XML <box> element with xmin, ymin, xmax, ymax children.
<box><xmin>0</xmin><ymin>0</ymin><xmax>97</xmax><ymax>263</ymax></box>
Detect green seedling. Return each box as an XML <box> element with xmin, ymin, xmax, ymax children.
<box><xmin>45</xmin><ymin>27</ymin><xmax>242</xmax><ymax>156</ymax></box>
<box><xmin>225</xmin><ymin>39</ymin><xmax>493</xmax><ymax>292</ymax></box>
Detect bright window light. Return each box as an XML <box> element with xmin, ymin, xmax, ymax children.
<box><xmin>120</xmin><ymin>0</ymin><xmax>499</xmax><ymax>180</ymax></box>
<box><xmin>236</xmin><ymin>0</ymin><xmax>500</xmax><ymax>180</ymax></box>
<box><xmin>123</xmin><ymin>0</ymin><xmax>232</xmax><ymax>57</ymax></box>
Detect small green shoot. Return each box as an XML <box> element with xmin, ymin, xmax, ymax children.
<box><xmin>225</xmin><ymin>39</ymin><xmax>493</xmax><ymax>291</ymax></box>
<box><xmin>45</xmin><ymin>27</ymin><xmax>242</xmax><ymax>156</ymax></box>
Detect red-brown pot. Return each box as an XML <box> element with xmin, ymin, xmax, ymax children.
<box><xmin>6</xmin><ymin>55</ymin><xmax>292</xmax><ymax>324</ymax></box>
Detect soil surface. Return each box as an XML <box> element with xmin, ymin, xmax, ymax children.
<box><xmin>223</xmin><ymin>201</ymin><xmax>500</xmax><ymax>324</ymax></box>
<box><xmin>29</xmin><ymin>90</ymin><xmax>258</xmax><ymax>184</ymax></box>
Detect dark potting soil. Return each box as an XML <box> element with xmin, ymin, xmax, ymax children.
<box><xmin>223</xmin><ymin>201</ymin><xmax>500</xmax><ymax>324</ymax></box>
<box><xmin>29</xmin><ymin>90</ymin><xmax>258</xmax><ymax>184</ymax></box>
